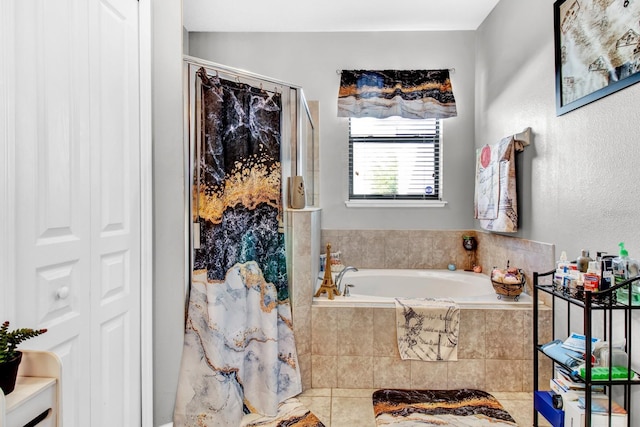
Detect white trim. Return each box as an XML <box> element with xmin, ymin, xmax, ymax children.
<box><xmin>0</xmin><ymin>0</ymin><xmax>16</xmax><ymax>322</ymax></box>
<box><xmin>345</xmin><ymin>199</ymin><xmax>448</xmax><ymax>208</ymax></box>
<box><xmin>138</xmin><ymin>0</ymin><xmax>154</xmax><ymax>425</ymax></box>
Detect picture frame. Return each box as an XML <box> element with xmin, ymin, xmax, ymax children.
<box><xmin>554</xmin><ymin>0</ymin><xmax>640</xmax><ymax>115</ymax></box>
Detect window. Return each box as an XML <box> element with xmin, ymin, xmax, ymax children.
<box><xmin>349</xmin><ymin>117</ymin><xmax>441</xmax><ymax>201</ymax></box>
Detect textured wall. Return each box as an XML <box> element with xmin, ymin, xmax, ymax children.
<box><xmin>188</xmin><ymin>31</ymin><xmax>477</xmax><ymax>231</ymax></box>
<box><xmin>476</xmin><ymin>0</ymin><xmax>640</xmax><ymax>259</ymax></box>
<box><xmin>476</xmin><ymin>0</ymin><xmax>640</xmax><ymax>423</ymax></box>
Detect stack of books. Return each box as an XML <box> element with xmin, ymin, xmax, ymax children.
<box><xmin>550</xmin><ymin>366</ymin><xmax>604</xmax><ymax>405</ymax></box>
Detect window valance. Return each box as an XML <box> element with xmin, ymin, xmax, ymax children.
<box><xmin>337</xmin><ymin>69</ymin><xmax>457</xmax><ymax>120</ymax></box>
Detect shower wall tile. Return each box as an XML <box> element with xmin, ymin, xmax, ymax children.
<box><xmin>410</xmin><ymin>360</ymin><xmax>448</xmax><ymax>389</ymax></box>
<box><xmin>373</xmin><ymin>357</ymin><xmax>411</xmax><ymax>389</ymax></box>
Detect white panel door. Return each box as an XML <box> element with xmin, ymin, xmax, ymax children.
<box><xmin>13</xmin><ymin>1</ymin><xmax>93</xmax><ymax>425</ymax></box>
<box><xmin>89</xmin><ymin>0</ymin><xmax>141</xmax><ymax>425</ymax></box>
<box><xmin>5</xmin><ymin>0</ymin><xmax>142</xmax><ymax>425</ymax></box>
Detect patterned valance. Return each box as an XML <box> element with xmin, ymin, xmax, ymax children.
<box><xmin>337</xmin><ymin>69</ymin><xmax>457</xmax><ymax>119</ymax></box>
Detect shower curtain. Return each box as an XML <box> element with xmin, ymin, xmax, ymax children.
<box><xmin>174</xmin><ymin>68</ymin><xmax>302</xmax><ymax>426</ymax></box>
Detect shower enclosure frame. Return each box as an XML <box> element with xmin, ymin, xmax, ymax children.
<box><xmin>182</xmin><ymin>55</ymin><xmax>312</xmax><ymax>303</ymax></box>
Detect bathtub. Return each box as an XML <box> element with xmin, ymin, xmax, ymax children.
<box><xmin>313</xmin><ymin>268</ymin><xmax>532</xmax><ymax>308</ymax></box>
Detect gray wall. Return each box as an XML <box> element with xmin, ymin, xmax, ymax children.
<box><xmin>153</xmin><ymin>0</ymin><xmax>640</xmax><ymax>423</ymax></box>
<box><xmin>153</xmin><ymin>1</ymin><xmax>185</xmax><ymax>425</ymax></box>
<box><xmin>476</xmin><ymin>0</ymin><xmax>640</xmax><ymax>264</ymax></box>
<box><xmin>189</xmin><ymin>31</ymin><xmax>477</xmax><ymax>230</ymax></box>
<box><xmin>477</xmin><ymin>0</ymin><xmax>640</xmax><ymax>421</ymax></box>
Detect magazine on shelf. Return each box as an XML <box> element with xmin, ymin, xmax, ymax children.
<box><xmin>555</xmin><ymin>366</ymin><xmax>605</xmax><ymax>392</ymax></box>
<box><xmin>562</xmin><ymin>332</ymin><xmax>601</xmax><ymax>352</ymax></box>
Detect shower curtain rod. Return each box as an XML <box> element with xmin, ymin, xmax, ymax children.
<box><xmin>184</xmin><ymin>55</ymin><xmax>302</xmax><ymax>90</ymax></box>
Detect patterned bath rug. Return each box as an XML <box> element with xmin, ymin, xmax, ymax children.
<box><xmin>241</xmin><ymin>397</ymin><xmax>326</xmax><ymax>427</ymax></box>
<box><xmin>372</xmin><ymin>389</ymin><xmax>517</xmax><ymax>426</ymax></box>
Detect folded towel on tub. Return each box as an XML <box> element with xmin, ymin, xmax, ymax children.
<box><xmin>394</xmin><ymin>298</ymin><xmax>460</xmax><ymax>361</ymax></box>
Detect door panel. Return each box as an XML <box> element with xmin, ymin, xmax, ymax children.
<box><xmin>90</xmin><ymin>0</ymin><xmax>141</xmax><ymax>425</ymax></box>
<box><xmin>8</xmin><ymin>0</ymin><xmax>142</xmax><ymax>425</ymax></box>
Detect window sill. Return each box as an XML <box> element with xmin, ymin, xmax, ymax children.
<box><xmin>344</xmin><ymin>200</ymin><xmax>448</xmax><ymax>208</ymax></box>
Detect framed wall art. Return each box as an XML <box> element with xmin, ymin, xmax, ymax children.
<box><xmin>554</xmin><ymin>0</ymin><xmax>640</xmax><ymax>115</ymax></box>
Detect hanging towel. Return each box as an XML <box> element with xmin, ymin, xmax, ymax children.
<box><xmin>395</xmin><ymin>298</ymin><xmax>460</xmax><ymax>361</ymax></box>
<box><xmin>474</xmin><ymin>136</ymin><xmax>524</xmax><ymax>233</ymax></box>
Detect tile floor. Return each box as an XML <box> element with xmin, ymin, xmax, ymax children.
<box><xmin>297</xmin><ymin>388</ymin><xmax>552</xmax><ymax>426</ymax></box>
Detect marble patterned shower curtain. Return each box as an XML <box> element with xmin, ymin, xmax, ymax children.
<box><xmin>173</xmin><ymin>68</ymin><xmax>301</xmax><ymax>426</ymax></box>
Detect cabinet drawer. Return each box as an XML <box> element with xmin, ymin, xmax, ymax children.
<box><xmin>5</xmin><ymin>378</ymin><xmax>56</xmax><ymax>427</ymax></box>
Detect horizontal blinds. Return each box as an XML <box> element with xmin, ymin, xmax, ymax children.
<box><xmin>349</xmin><ymin>118</ymin><xmax>440</xmax><ymax>199</ymax></box>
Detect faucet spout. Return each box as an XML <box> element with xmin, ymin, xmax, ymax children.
<box><xmin>335</xmin><ymin>266</ymin><xmax>358</xmax><ymax>295</ymax></box>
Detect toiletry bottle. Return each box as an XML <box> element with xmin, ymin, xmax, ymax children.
<box><xmin>613</xmin><ymin>242</ymin><xmax>629</xmax><ymax>285</ymax></box>
<box><xmin>600</xmin><ymin>254</ymin><xmax>615</xmax><ymax>291</ymax></box>
<box><xmin>576</xmin><ymin>249</ymin><xmax>592</xmax><ymax>273</ymax></box>
<box><xmin>554</xmin><ymin>251</ymin><xmax>569</xmax><ymax>289</ymax></box>
<box><xmin>583</xmin><ymin>261</ymin><xmax>600</xmax><ymax>293</ymax></box>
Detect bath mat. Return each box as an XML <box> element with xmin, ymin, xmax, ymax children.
<box><xmin>372</xmin><ymin>389</ymin><xmax>517</xmax><ymax>426</ymax></box>
<box><xmin>241</xmin><ymin>397</ymin><xmax>326</xmax><ymax>427</ymax></box>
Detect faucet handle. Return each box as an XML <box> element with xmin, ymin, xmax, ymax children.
<box><xmin>344</xmin><ymin>284</ymin><xmax>354</xmax><ymax>297</ymax></box>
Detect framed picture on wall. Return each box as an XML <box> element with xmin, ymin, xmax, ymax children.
<box><xmin>554</xmin><ymin>0</ymin><xmax>640</xmax><ymax>115</ymax></box>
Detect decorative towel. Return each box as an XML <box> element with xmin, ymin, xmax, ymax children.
<box><xmin>394</xmin><ymin>298</ymin><xmax>460</xmax><ymax>361</ymax></box>
<box><xmin>474</xmin><ymin>136</ymin><xmax>525</xmax><ymax>233</ymax></box>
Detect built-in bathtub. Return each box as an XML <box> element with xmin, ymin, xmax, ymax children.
<box><xmin>310</xmin><ymin>268</ymin><xmax>551</xmax><ymax>391</ymax></box>
<box><xmin>314</xmin><ymin>269</ymin><xmax>532</xmax><ymax>308</ymax></box>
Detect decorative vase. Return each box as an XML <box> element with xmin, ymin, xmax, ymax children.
<box><xmin>0</xmin><ymin>351</ymin><xmax>22</xmax><ymax>395</ymax></box>
<box><xmin>289</xmin><ymin>175</ymin><xmax>306</xmax><ymax>209</ymax></box>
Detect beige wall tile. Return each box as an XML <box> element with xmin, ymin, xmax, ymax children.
<box><xmin>336</xmin><ymin>356</ymin><xmax>374</xmax><ymax>388</ymax></box>
<box><xmin>410</xmin><ymin>360</ymin><xmax>448</xmax><ymax>389</ymax></box>
<box><xmin>373</xmin><ymin>357</ymin><xmax>411</xmax><ymax>389</ymax></box>
<box><xmin>293</xmin><ymin>303</ymin><xmax>311</xmax><ymax>355</ymax></box>
<box><xmin>458</xmin><ymin>309</ymin><xmax>485</xmax><ymax>359</ymax></box>
<box><xmin>485</xmin><ymin>359</ymin><xmax>525</xmax><ymax>391</ymax></box>
<box><xmin>336</xmin><ymin>307</ymin><xmax>374</xmax><ymax>356</ymax></box>
<box><xmin>447</xmin><ymin>359</ymin><xmax>486</xmax><ymax>390</ymax></box>
<box><xmin>311</xmin><ymin>355</ymin><xmax>338</xmax><ymax>388</ymax></box>
<box><xmin>298</xmin><ymin>352</ymin><xmax>312</xmax><ymax>391</ymax></box>
<box><xmin>312</xmin><ymin>306</ymin><xmax>339</xmax><ymax>355</ymax></box>
<box><xmin>485</xmin><ymin>310</ymin><xmax>525</xmax><ymax>359</ymax></box>
<box><xmin>373</xmin><ymin>308</ymin><xmax>399</xmax><ymax>357</ymax></box>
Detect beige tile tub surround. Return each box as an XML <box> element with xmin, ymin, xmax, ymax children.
<box><xmin>311</xmin><ymin>305</ymin><xmax>552</xmax><ymax>391</ymax></box>
<box><xmin>320</xmin><ymin>229</ymin><xmax>555</xmax><ymax>285</ymax></box>
<box><xmin>289</xmin><ymin>229</ymin><xmax>557</xmax><ymax>391</ymax></box>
